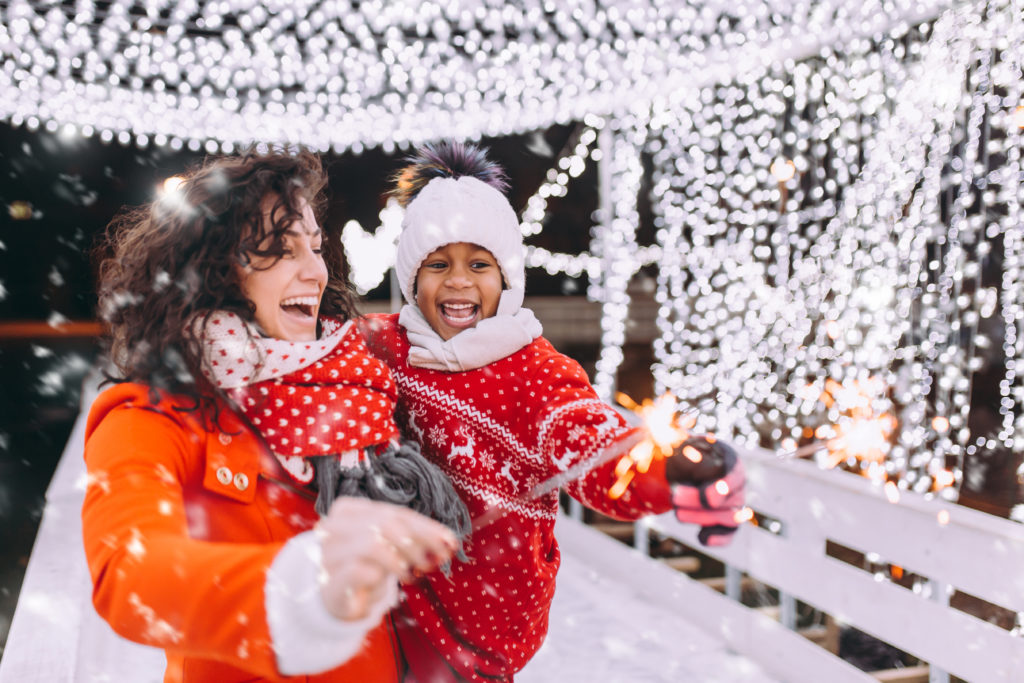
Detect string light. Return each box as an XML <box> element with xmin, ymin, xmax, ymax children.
<box><xmin>647</xmin><ymin>0</ymin><xmax>1022</xmax><ymax>496</ymax></box>
<box><xmin>161</xmin><ymin>176</ymin><xmax>185</xmax><ymax>194</ymax></box>
<box><xmin>7</xmin><ymin>200</ymin><xmax>32</xmax><ymax>220</ymax></box>
<box><xmin>770</xmin><ymin>158</ymin><xmax>796</xmax><ymax>183</ymax></box>
<box><xmin>4</xmin><ymin>0</ymin><xmax>1022</xmax><ymax>503</ymax></box>
<box><xmin>0</xmin><ymin>0</ymin><xmax>962</xmax><ymax>151</ymax></box>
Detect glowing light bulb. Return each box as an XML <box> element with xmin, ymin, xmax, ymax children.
<box><xmin>8</xmin><ymin>201</ymin><xmax>32</xmax><ymax>220</ymax></box>
<box><xmin>162</xmin><ymin>176</ymin><xmax>186</xmax><ymax>194</ymax></box>
<box><xmin>770</xmin><ymin>157</ymin><xmax>796</xmax><ymax>182</ymax></box>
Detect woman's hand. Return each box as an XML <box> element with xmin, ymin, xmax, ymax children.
<box><xmin>317</xmin><ymin>497</ymin><xmax>457</xmax><ymax>621</ymax></box>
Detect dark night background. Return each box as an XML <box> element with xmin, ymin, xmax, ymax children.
<box><xmin>0</xmin><ymin>120</ymin><xmax>617</xmax><ymax>658</ymax></box>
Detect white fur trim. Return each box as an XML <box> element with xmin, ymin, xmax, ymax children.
<box><xmin>265</xmin><ymin>531</ymin><xmax>398</xmax><ymax>675</ymax></box>
<box><xmin>395</xmin><ymin>176</ymin><xmax>524</xmax><ymax>307</ymax></box>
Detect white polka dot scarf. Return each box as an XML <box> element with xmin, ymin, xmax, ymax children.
<box><xmin>197</xmin><ymin>311</ymin><xmax>400</xmax><ymax>485</ymax></box>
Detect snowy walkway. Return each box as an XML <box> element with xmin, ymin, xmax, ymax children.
<box><xmin>0</xmin><ymin>390</ymin><xmax>778</xmax><ymax>682</ymax></box>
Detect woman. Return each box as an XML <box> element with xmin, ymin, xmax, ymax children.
<box><xmin>83</xmin><ymin>148</ymin><xmax>457</xmax><ymax>682</ymax></box>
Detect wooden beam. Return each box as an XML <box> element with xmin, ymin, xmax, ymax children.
<box><xmin>659</xmin><ymin>556</ymin><xmax>700</xmax><ymax>573</ymax></box>
<box><xmin>0</xmin><ymin>321</ymin><xmax>103</xmax><ymax>339</ymax></box>
<box><xmin>586</xmin><ymin>521</ymin><xmax>635</xmax><ymax>540</ymax></box>
<box><xmin>871</xmin><ymin>664</ymin><xmax>930</xmax><ymax>683</ymax></box>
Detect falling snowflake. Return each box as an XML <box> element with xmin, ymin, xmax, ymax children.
<box><xmin>31</xmin><ymin>345</ymin><xmax>53</xmax><ymax>358</ymax></box>
<box><xmin>46</xmin><ymin>311</ymin><xmax>69</xmax><ymax>328</ymax></box>
<box><xmin>35</xmin><ymin>352</ymin><xmax>91</xmax><ymax>397</ymax></box>
<box><xmin>128</xmin><ymin>593</ymin><xmax>184</xmax><ymax>645</ymax></box>
<box><xmin>153</xmin><ymin>270</ymin><xmax>171</xmax><ymax>291</ymax></box>
<box><xmin>126</xmin><ymin>528</ymin><xmax>147</xmax><ymax>559</ymax></box>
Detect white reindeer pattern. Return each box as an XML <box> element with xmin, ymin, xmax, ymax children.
<box><xmin>498</xmin><ymin>460</ymin><xmax>518</xmax><ymax>489</ymax></box>
<box><xmin>447</xmin><ymin>426</ymin><xmax>477</xmax><ymax>468</ymax></box>
<box><xmin>405</xmin><ymin>406</ymin><xmax>426</xmax><ymax>442</ymax></box>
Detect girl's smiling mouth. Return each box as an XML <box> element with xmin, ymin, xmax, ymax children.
<box><xmin>439</xmin><ymin>301</ymin><xmax>479</xmax><ymax>328</ymax></box>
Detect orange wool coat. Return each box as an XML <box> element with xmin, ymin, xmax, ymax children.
<box><xmin>81</xmin><ymin>383</ymin><xmax>400</xmax><ymax>683</ymax></box>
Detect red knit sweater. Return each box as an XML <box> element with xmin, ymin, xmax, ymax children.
<box><xmin>360</xmin><ymin>314</ymin><xmax>673</xmax><ymax>682</ymax></box>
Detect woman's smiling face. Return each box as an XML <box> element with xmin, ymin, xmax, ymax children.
<box><xmin>236</xmin><ymin>195</ymin><xmax>327</xmax><ymax>341</ymax></box>
<box><xmin>415</xmin><ymin>242</ymin><xmax>503</xmax><ymax>340</ymax></box>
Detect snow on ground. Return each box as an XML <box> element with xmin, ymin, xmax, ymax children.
<box><xmin>519</xmin><ymin>519</ymin><xmax>778</xmax><ymax>683</ymax></box>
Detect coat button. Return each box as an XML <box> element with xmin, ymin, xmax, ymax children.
<box><xmin>233</xmin><ymin>473</ymin><xmax>249</xmax><ymax>491</ymax></box>
<box><xmin>216</xmin><ymin>466</ymin><xmax>233</xmax><ymax>486</ymax></box>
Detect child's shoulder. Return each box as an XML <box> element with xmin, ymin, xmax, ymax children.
<box><xmin>356</xmin><ymin>312</ymin><xmax>400</xmax><ymax>338</ymax></box>
<box><xmin>523</xmin><ymin>335</ymin><xmax>559</xmax><ymax>358</ymax></box>
<box><xmin>503</xmin><ymin>336</ymin><xmax>585</xmax><ymax>376</ymax></box>
<box><xmin>355</xmin><ymin>312</ymin><xmax>404</xmax><ymax>359</ymax></box>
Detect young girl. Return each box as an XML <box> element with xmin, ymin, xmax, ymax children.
<box><xmin>83</xmin><ymin>148</ymin><xmax>460</xmax><ymax>682</ymax></box>
<box><xmin>360</xmin><ymin>142</ymin><xmax>746</xmax><ymax>682</ymax></box>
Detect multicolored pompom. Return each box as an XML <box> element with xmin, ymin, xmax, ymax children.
<box><xmin>390</xmin><ymin>140</ymin><xmax>509</xmax><ymax>207</ymax></box>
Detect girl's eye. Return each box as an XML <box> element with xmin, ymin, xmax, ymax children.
<box><xmin>471</xmin><ymin>261</ymin><xmax>493</xmax><ymax>269</ymax></box>
<box><xmin>425</xmin><ymin>261</ymin><xmax>447</xmax><ymax>270</ymax></box>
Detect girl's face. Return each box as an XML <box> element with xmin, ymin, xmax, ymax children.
<box><xmin>236</xmin><ymin>196</ymin><xmax>327</xmax><ymax>341</ymax></box>
<box><xmin>415</xmin><ymin>242</ymin><xmax>503</xmax><ymax>340</ymax></box>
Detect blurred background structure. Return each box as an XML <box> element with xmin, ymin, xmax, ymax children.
<box><xmin>1</xmin><ymin>0</ymin><xmax>1022</xmax><ymax>675</ymax></box>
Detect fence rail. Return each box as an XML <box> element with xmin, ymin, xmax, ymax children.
<box><xmin>635</xmin><ymin>446</ymin><xmax>1024</xmax><ymax>682</ymax></box>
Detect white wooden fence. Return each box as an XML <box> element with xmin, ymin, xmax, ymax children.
<box><xmin>629</xmin><ymin>446</ymin><xmax>1024</xmax><ymax>682</ymax></box>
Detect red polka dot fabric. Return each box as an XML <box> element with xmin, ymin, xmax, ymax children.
<box><xmin>199</xmin><ymin>313</ymin><xmax>399</xmax><ymax>485</ymax></box>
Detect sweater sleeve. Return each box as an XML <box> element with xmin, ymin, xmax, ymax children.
<box><xmin>82</xmin><ymin>403</ymin><xmax>287</xmax><ymax>676</ymax></box>
<box><xmin>528</xmin><ymin>352</ymin><xmax>673</xmax><ymax>520</ymax></box>
<box><xmin>82</xmin><ymin>400</ymin><xmax>389</xmax><ymax>678</ymax></box>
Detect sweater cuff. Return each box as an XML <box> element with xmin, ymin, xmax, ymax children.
<box><xmin>265</xmin><ymin>530</ymin><xmax>399</xmax><ymax>675</ymax></box>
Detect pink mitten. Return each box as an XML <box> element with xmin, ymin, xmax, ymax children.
<box><xmin>670</xmin><ymin>437</ymin><xmax>746</xmax><ymax>547</ymax></box>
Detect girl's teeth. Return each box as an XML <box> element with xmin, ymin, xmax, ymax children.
<box><xmin>443</xmin><ymin>304</ymin><xmax>475</xmax><ymax>321</ymax></box>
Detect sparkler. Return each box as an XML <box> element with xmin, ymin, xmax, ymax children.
<box><xmin>778</xmin><ymin>378</ymin><xmax>897</xmax><ymax>468</ymax></box>
<box><xmin>607</xmin><ymin>392</ymin><xmax>699</xmax><ymax>500</ymax></box>
<box><xmin>776</xmin><ymin>377</ymin><xmax>956</xmax><ymax>498</ymax></box>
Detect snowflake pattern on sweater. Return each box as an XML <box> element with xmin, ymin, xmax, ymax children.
<box><xmin>360</xmin><ymin>314</ymin><xmax>674</xmax><ymax>682</ymax></box>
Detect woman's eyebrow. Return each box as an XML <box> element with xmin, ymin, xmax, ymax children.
<box><xmin>286</xmin><ymin>225</ymin><xmax>323</xmax><ymax>238</ymax></box>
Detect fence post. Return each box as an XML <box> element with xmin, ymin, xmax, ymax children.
<box><xmin>634</xmin><ymin>516</ymin><xmax>651</xmax><ymax>555</ymax></box>
<box><xmin>725</xmin><ymin>564</ymin><xmax>743</xmax><ymax>602</ymax></box>
<box><xmin>927</xmin><ymin>579</ymin><xmax>951</xmax><ymax>683</ymax></box>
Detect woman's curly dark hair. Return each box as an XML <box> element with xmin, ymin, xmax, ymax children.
<box><xmin>94</xmin><ymin>146</ymin><xmax>358</xmax><ymax>419</ymax></box>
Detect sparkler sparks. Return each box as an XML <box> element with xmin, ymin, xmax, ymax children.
<box><xmin>796</xmin><ymin>378</ymin><xmax>898</xmax><ymax>471</ymax></box>
<box><xmin>608</xmin><ymin>392</ymin><xmax>697</xmax><ymax>500</ymax></box>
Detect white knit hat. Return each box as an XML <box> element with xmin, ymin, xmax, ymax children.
<box><xmin>394</xmin><ymin>174</ymin><xmax>525</xmax><ymax>308</ymax></box>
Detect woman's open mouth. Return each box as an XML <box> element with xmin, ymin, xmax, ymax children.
<box><xmin>280</xmin><ymin>296</ymin><xmax>318</xmax><ymax>320</ymax></box>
